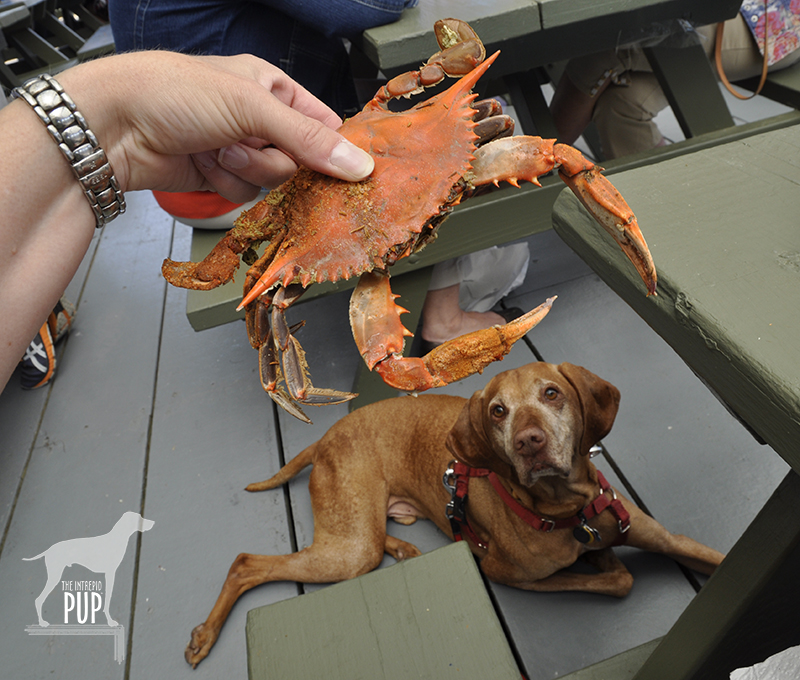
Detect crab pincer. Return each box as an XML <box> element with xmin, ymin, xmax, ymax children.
<box><xmin>350</xmin><ymin>270</ymin><xmax>556</xmax><ymax>392</ymax></box>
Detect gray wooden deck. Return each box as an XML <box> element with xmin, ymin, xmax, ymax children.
<box><xmin>0</xmin><ymin>89</ymin><xmax>792</xmax><ymax>679</ymax></box>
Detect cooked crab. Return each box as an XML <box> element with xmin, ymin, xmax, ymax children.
<box><xmin>162</xmin><ymin>18</ymin><xmax>656</xmax><ymax>423</ymax></box>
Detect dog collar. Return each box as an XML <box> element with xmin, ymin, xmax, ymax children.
<box><xmin>443</xmin><ymin>460</ymin><xmax>630</xmax><ymax>550</ymax></box>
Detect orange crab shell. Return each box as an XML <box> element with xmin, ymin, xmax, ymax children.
<box><xmin>236</xmin><ymin>51</ymin><xmax>501</xmax><ymax>295</ymax></box>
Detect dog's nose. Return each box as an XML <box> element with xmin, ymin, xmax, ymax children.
<box><xmin>514</xmin><ymin>427</ymin><xmax>547</xmax><ymax>454</ymax></box>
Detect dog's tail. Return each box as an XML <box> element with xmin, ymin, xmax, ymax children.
<box><xmin>246</xmin><ymin>444</ymin><xmax>315</xmax><ymax>492</ymax></box>
<box><xmin>21</xmin><ymin>551</ymin><xmax>46</xmax><ymax>561</ymax></box>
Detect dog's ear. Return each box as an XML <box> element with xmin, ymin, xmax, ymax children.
<box><xmin>557</xmin><ymin>363</ymin><xmax>621</xmax><ymax>454</ymax></box>
<box><xmin>446</xmin><ymin>390</ymin><xmax>493</xmax><ymax>467</ymax></box>
<box><xmin>445</xmin><ymin>389</ymin><xmax>515</xmax><ymax>478</ymax></box>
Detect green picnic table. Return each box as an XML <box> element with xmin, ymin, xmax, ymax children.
<box><xmin>552</xmin><ymin>122</ymin><xmax>800</xmax><ymax>679</ymax></box>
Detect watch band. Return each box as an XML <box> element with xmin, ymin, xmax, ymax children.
<box><xmin>12</xmin><ymin>73</ymin><xmax>126</xmax><ymax>228</ymax></box>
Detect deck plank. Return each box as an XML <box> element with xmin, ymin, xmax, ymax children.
<box><xmin>0</xmin><ymin>192</ymin><xmax>171</xmax><ymax>678</ymax></box>
<box><xmin>127</xmin><ymin>223</ymin><xmax>297</xmax><ymax>679</ymax></box>
<box><xmin>0</xmin><ymin>228</ymin><xmax>102</xmax><ymax>535</ymax></box>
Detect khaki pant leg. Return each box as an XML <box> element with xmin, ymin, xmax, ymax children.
<box><xmin>592</xmin><ymin>72</ymin><xmax>669</xmax><ymax>158</ymax></box>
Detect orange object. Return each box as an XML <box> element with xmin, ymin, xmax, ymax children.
<box><xmin>152</xmin><ymin>190</ymin><xmax>242</xmax><ymax>219</ymax></box>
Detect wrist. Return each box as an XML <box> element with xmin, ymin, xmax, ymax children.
<box><xmin>12</xmin><ymin>73</ymin><xmax>126</xmax><ymax>227</ymax></box>
<box><xmin>56</xmin><ymin>55</ymin><xmax>134</xmax><ymax>194</ymax></box>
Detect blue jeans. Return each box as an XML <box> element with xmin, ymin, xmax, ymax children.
<box><xmin>109</xmin><ymin>0</ymin><xmax>416</xmax><ymax>116</ymax></box>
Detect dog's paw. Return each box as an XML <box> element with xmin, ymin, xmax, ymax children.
<box><xmin>384</xmin><ymin>536</ymin><xmax>422</xmax><ymax>561</ymax></box>
<box><xmin>185</xmin><ymin>623</ymin><xmax>217</xmax><ymax>669</ymax></box>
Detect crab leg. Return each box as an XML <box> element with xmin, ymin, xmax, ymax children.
<box><xmin>350</xmin><ymin>271</ymin><xmax>555</xmax><ymax>392</ymax></box>
<box><xmin>554</xmin><ymin>143</ymin><xmax>657</xmax><ymax>296</ymax></box>
<box><xmin>375</xmin><ymin>19</ymin><xmax>487</xmax><ymax>104</ymax></box>
<box><xmin>266</xmin><ymin>285</ymin><xmax>356</xmax><ymax>421</ymax></box>
<box><xmin>470</xmin><ymin>136</ymin><xmax>657</xmax><ymax>296</ymax></box>
<box><xmin>162</xmin><ymin>203</ymin><xmax>286</xmax><ymax>291</ymax></box>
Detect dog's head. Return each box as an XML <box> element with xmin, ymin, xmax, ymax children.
<box><xmin>445</xmin><ymin>362</ymin><xmax>620</xmax><ymax>487</ymax></box>
<box><xmin>120</xmin><ymin>511</ymin><xmax>155</xmax><ymax>533</ymax></box>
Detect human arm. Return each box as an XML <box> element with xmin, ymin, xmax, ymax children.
<box><xmin>0</xmin><ymin>50</ymin><xmax>375</xmax><ymax>390</ymax></box>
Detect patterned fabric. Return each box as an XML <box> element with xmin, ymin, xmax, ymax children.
<box><xmin>740</xmin><ymin>0</ymin><xmax>800</xmax><ymax>64</ymax></box>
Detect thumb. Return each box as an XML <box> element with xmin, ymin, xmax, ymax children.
<box><xmin>258</xmin><ymin>99</ymin><xmax>374</xmax><ymax>181</ymax></box>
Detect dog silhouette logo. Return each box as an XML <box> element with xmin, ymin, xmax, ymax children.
<box><xmin>23</xmin><ymin>511</ymin><xmax>154</xmax><ymax>662</ymax></box>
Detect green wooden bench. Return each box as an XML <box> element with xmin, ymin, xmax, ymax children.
<box><xmin>552</xmin><ymin>123</ymin><xmax>800</xmax><ymax>679</ymax></box>
<box><xmin>183</xmin><ymin>110</ymin><xmax>800</xmax><ymax>409</ymax></box>
<box><xmin>245</xmin><ymin>542</ymin><xmax>521</xmax><ymax>680</ymax></box>
<box><xmin>737</xmin><ymin>60</ymin><xmax>800</xmax><ymax>110</ymax></box>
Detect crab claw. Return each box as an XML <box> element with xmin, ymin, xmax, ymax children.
<box><xmin>389</xmin><ymin>298</ymin><xmax>556</xmax><ymax>390</ymax></box>
<box><xmin>350</xmin><ymin>270</ymin><xmax>555</xmax><ymax>392</ymax></box>
<box><xmin>162</xmin><ymin>236</ymin><xmax>244</xmax><ymax>290</ymax></box>
<box><xmin>555</xmin><ymin>144</ymin><xmax>657</xmax><ymax>296</ymax></box>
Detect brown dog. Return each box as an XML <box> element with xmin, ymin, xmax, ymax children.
<box><xmin>185</xmin><ymin>362</ymin><xmax>724</xmax><ymax>667</ymax></box>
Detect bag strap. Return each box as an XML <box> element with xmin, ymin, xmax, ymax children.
<box><xmin>715</xmin><ymin>0</ymin><xmax>770</xmax><ymax>100</ymax></box>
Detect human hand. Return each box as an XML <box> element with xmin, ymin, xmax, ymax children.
<box><xmin>58</xmin><ymin>51</ymin><xmax>375</xmax><ymax>202</ymax></box>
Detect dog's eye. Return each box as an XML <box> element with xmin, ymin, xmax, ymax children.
<box><xmin>490</xmin><ymin>404</ymin><xmax>506</xmax><ymax>419</ymax></box>
<box><xmin>544</xmin><ymin>387</ymin><xmax>559</xmax><ymax>401</ymax></box>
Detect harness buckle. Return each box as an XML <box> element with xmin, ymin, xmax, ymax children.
<box><xmin>572</xmin><ymin>511</ymin><xmax>602</xmax><ymax>544</ymax></box>
<box><xmin>608</xmin><ymin>487</ymin><xmax>631</xmax><ymax>535</ymax></box>
<box><xmin>442</xmin><ymin>465</ymin><xmax>456</xmax><ymax>495</ymax></box>
<box><xmin>443</xmin><ymin>463</ymin><xmax>465</xmax><ymax>524</ymax></box>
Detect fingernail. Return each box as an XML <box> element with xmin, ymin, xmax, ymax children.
<box><xmin>329</xmin><ymin>140</ymin><xmax>374</xmax><ymax>179</ymax></box>
<box><xmin>219</xmin><ymin>145</ymin><xmax>249</xmax><ymax>170</ymax></box>
<box><xmin>192</xmin><ymin>151</ymin><xmax>217</xmax><ymax>170</ymax></box>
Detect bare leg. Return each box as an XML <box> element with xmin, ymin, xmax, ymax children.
<box><xmin>420</xmin><ymin>284</ymin><xmax>506</xmax><ymax>345</ymax></box>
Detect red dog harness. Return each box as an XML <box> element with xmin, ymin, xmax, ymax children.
<box><xmin>443</xmin><ymin>460</ymin><xmax>631</xmax><ymax>550</ymax></box>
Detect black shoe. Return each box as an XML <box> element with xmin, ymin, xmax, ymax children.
<box><xmin>493</xmin><ymin>306</ymin><xmax>525</xmax><ymax>323</ymax></box>
<box><xmin>20</xmin><ymin>297</ymin><xmax>74</xmax><ymax>389</ymax></box>
<box><xmin>417</xmin><ymin>339</ymin><xmax>440</xmax><ymax>355</ymax></box>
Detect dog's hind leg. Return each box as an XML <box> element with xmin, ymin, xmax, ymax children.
<box><xmin>619</xmin><ymin>498</ymin><xmax>725</xmax><ymax>575</ymax></box>
<box><xmin>493</xmin><ymin>548</ymin><xmax>636</xmax><ymax>597</ymax></box>
<box><xmin>186</xmin><ymin>461</ymin><xmax>389</xmax><ymax>668</ymax></box>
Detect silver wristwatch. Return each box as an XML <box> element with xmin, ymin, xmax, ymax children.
<box><xmin>12</xmin><ymin>73</ymin><xmax>126</xmax><ymax>228</ymax></box>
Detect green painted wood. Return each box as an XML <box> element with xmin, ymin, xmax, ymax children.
<box><xmin>360</xmin><ymin>0</ymin><xmax>740</xmax><ymax>76</ymax></box>
<box><xmin>359</xmin><ymin>0</ymin><xmax>539</xmax><ymax>74</ymax></box>
<box><xmin>553</xmin><ymin>124</ymin><xmax>800</xmax><ymax>473</ymax></box>
<box><xmin>245</xmin><ymin>542</ymin><xmax>521</xmax><ymax>680</ymax></box>
<box><xmin>559</xmin><ymin>639</ymin><xmax>661</xmax><ymax>680</ymax></box>
<box><xmin>536</xmin><ymin>0</ymin><xmax>740</xmax><ymax>29</ymax></box>
<box><xmin>632</xmin><ymin>472</ymin><xmax>800</xmax><ymax>680</ymax></box>
<box><xmin>0</xmin><ymin>3</ymin><xmax>29</xmax><ymax>30</ymax></box>
<box><xmin>644</xmin><ymin>43</ymin><xmax>735</xmax><ymax>137</ymax></box>
<box><xmin>185</xmin><ymin>110</ymin><xmax>800</xmax><ymax>332</ymax></box>
<box><xmin>552</xmin><ymin>122</ymin><xmax>800</xmax><ymax>680</ymax></box>
<box><xmin>738</xmin><ymin>61</ymin><xmax>800</xmax><ymax>110</ymax></box>
<box><xmin>77</xmin><ymin>24</ymin><xmax>115</xmax><ymax>61</ymax></box>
